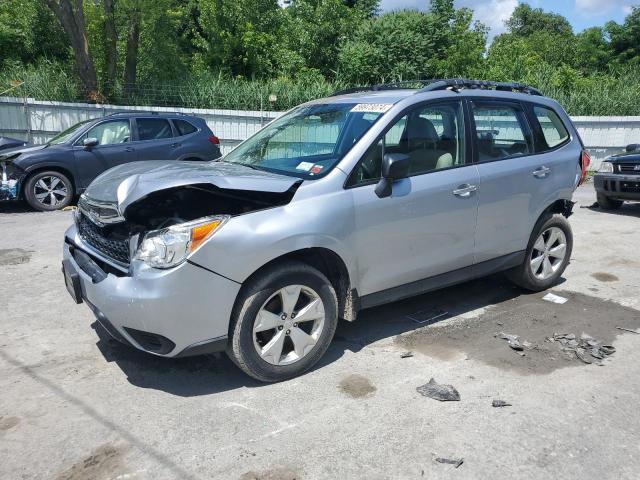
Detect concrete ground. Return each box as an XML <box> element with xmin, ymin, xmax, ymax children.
<box><xmin>1</xmin><ymin>184</ymin><xmax>639</xmax><ymax>480</ymax></box>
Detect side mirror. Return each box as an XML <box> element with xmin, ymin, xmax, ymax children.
<box><xmin>626</xmin><ymin>144</ymin><xmax>639</xmax><ymax>153</ymax></box>
<box><xmin>83</xmin><ymin>137</ymin><xmax>98</xmax><ymax>148</ymax></box>
<box><xmin>375</xmin><ymin>153</ymin><xmax>410</xmax><ymax>198</ymax></box>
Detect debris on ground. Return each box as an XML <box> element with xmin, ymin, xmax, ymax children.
<box><xmin>435</xmin><ymin>457</ymin><xmax>464</xmax><ymax>468</ymax></box>
<box><xmin>416</xmin><ymin>378</ymin><xmax>460</xmax><ymax>402</ymax></box>
<box><xmin>492</xmin><ymin>399</ymin><xmax>512</xmax><ymax>407</ymax></box>
<box><xmin>542</xmin><ymin>293</ymin><xmax>568</xmax><ymax>304</ymax></box>
<box><xmin>406</xmin><ymin>307</ymin><xmax>448</xmax><ymax>325</ymax></box>
<box><xmin>581</xmin><ymin>201</ymin><xmax>599</xmax><ymax>209</ymax></box>
<box><xmin>495</xmin><ymin>332</ymin><xmax>536</xmax><ymax>354</ymax></box>
<box><xmin>616</xmin><ymin>327</ymin><xmax>639</xmax><ymax>334</ymax></box>
<box><xmin>508</xmin><ymin>339</ymin><xmax>524</xmax><ymax>351</ymax></box>
<box><xmin>400</xmin><ymin>351</ymin><xmax>414</xmax><ymax>358</ymax></box>
<box><xmin>548</xmin><ymin>332</ymin><xmax>616</xmax><ymax>364</ymax></box>
<box><xmin>61</xmin><ymin>205</ymin><xmax>78</xmax><ymax>211</ymax></box>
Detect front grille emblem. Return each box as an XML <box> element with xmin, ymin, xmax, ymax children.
<box><xmin>78</xmin><ymin>195</ymin><xmax>124</xmax><ymax>226</ymax></box>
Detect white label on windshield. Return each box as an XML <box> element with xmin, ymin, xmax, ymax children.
<box><xmin>296</xmin><ymin>161</ymin><xmax>314</xmax><ymax>171</ymax></box>
<box><xmin>351</xmin><ymin>103</ymin><xmax>393</xmax><ymax>113</ymax></box>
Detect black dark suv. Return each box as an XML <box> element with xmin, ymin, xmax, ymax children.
<box><xmin>0</xmin><ymin>112</ymin><xmax>221</xmax><ymax>211</ymax></box>
<box><xmin>594</xmin><ymin>144</ymin><xmax>640</xmax><ymax>209</ymax></box>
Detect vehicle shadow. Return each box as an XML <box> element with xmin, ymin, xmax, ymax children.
<box><xmin>94</xmin><ymin>273</ymin><xmax>541</xmax><ymax>397</ymax></box>
<box><xmin>0</xmin><ymin>202</ymin><xmax>34</xmax><ymax>214</ymax></box>
<box><xmin>585</xmin><ymin>201</ymin><xmax>640</xmax><ymax>218</ymax></box>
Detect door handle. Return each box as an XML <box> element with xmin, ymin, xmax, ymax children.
<box><xmin>170</xmin><ymin>143</ymin><xmax>181</xmax><ymax>148</ymax></box>
<box><xmin>533</xmin><ymin>166</ymin><xmax>551</xmax><ymax>178</ymax></box>
<box><xmin>124</xmin><ymin>147</ymin><xmax>134</xmax><ymax>152</ymax></box>
<box><xmin>452</xmin><ymin>184</ymin><xmax>477</xmax><ymax>197</ymax></box>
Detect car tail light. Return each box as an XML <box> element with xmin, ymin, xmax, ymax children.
<box><xmin>579</xmin><ymin>149</ymin><xmax>590</xmax><ymax>185</ymax></box>
<box><xmin>208</xmin><ymin>135</ymin><xmax>220</xmax><ymax>145</ymax></box>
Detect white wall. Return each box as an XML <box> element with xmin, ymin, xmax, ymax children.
<box><xmin>2</xmin><ymin>96</ymin><xmax>638</xmax><ymax>168</ymax></box>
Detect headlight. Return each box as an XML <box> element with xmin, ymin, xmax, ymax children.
<box><xmin>134</xmin><ymin>215</ymin><xmax>228</xmax><ymax>268</ymax></box>
<box><xmin>598</xmin><ymin>161</ymin><xmax>614</xmax><ymax>173</ymax></box>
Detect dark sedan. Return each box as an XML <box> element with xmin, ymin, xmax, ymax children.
<box><xmin>0</xmin><ymin>112</ymin><xmax>221</xmax><ymax>211</ymax></box>
<box><xmin>594</xmin><ymin>145</ymin><xmax>640</xmax><ymax>209</ymax></box>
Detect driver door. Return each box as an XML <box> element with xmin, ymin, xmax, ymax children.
<box><xmin>73</xmin><ymin>119</ymin><xmax>135</xmax><ymax>189</ymax></box>
<box><xmin>347</xmin><ymin>100</ymin><xmax>479</xmax><ymax>298</ymax></box>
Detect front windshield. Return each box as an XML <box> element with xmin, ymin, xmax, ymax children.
<box><xmin>48</xmin><ymin>120</ymin><xmax>92</xmax><ymax>145</ymax></box>
<box><xmin>222</xmin><ymin>103</ymin><xmax>389</xmax><ymax>178</ymax></box>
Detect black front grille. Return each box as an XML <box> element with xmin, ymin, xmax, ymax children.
<box><xmin>617</xmin><ymin>163</ymin><xmax>640</xmax><ymax>174</ymax></box>
<box><xmin>77</xmin><ymin>213</ymin><xmax>130</xmax><ymax>264</ymax></box>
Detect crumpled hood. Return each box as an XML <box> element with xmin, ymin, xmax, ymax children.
<box><xmin>0</xmin><ymin>144</ymin><xmax>47</xmax><ymax>160</ymax></box>
<box><xmin>84</xmin><ymin>160</ymin><xmax>302</xmax><ymax>212</ymax></box>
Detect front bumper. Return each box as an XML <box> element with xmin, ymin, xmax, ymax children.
<box><xmin>63</xmin><ymin>224</ymin><xmax>240</xmax><ymax>357</ymax></box>
<box><xmin>594</xmin><ymin>173</ymin><xmax>640</xmax><ymax>201</ymax></box>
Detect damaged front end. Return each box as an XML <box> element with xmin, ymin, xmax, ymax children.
<box><xmin>75</xmin><ymin>179</ymin><xmax>300</xmax><ymax>272</ymax></box>
<box><xmin>0</xmin><ymin>158</ymin><xmax>25</xmax><ymax>201</ymax></box>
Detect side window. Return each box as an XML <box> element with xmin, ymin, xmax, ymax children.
<box><xmin>82</xmin><ymin>120</ymin><xmax>130</xmax><ymax>145</ymax></box>
<box><xmin>533</xmin><ymin>106</ymin><xmax>569</xmax><ymax>150</ymax></box>
<box><xmin>471</xmin><ymin>103</ymin><xmax>532</xmax><ymax>162</ymax></box>
<box><xmin>136</xmin><ymin>118</ymin><xmax>173</xmax><ymax>141</ymax></box>
<box><xmin>174</xmin><ymin>119</ymin><xmax>198</xmax><ymax>136</ymax></box>
<box><xmin>349</xmin><ymin>100</ymin><xmax>465</xmax><ymax>185</ymax></box>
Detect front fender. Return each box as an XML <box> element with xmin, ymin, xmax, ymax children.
<box><xmin>188</xmin><ymin>199</ymin><xmax>357</xmax><ymax>288</ymax></box>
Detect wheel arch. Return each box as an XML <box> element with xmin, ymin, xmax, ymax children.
<box><xmin>235</xmin><ymin>247</ymin><xmax>358</xmax><ymax>324</ymax></box>
<box><xmin>22</xmin><ymin>164</ymin><xmax>76</xmax><ymax>198</ymax></box>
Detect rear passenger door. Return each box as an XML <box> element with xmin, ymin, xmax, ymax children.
<box><xmin>471</xmin><ymin>100</ymin><xmax>559</xmax><ymax>263</ymax></box>
<box><xmin>133</xmin><ymin>117</ymin><xmax>179</xmax><ymax>160</ymax></box>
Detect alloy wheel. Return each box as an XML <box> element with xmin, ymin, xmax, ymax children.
<box><xmin>33</xmin><ymin>175</ymin><xmax>69</xmax><ymax>207</ymax></box>
<box><xmin>253</xmin><ymin>285</ymin><xmax>325</xmax><ymax>366</ymax></box>
<box><xmin>530</xmin><ymin>226</ymin><xmax>567</xmax><ymax>280</ymax></box>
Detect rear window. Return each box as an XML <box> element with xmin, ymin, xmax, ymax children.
<box><xmin>137</xmin><ymin>118</ymin><xmax>173</xmax><ymax>140</ymax></box>
<box><xmin>471</xmin><ymin>103</ymin><xmax>532</xmax><ymax>162</ymax></box>
<box><xmin>533</xmin><ymin>106</ymin><xmax>570</xmax><ymax>150</ymax></box>
<box><xmin>174</xmin><ymin>119</ymin><xmax>198</xmax><ymax>136</ymax></box>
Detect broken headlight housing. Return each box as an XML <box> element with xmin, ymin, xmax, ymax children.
<box><xmin>134</xmin><ymin>215</ymin><xmax>229</xmax><ymax>269</ymax></box>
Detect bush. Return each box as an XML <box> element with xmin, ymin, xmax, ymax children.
<box><xmin>0</xmin><ymin>60</ymin><xmax>79</xmax><ymax>101</ymax></box>
<box><xmin>2</xmin><ymin>59</ymin><xmax>640</xmax><ymax>116</ymax></box>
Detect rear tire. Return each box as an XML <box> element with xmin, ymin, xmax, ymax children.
<box><xmin>24</xmin><ymin>170</ymin><xmax>73</xmax><ymax>211</ymax></box>
<box><xmin>597</xmin><ymin>193</ymin><xmax>623</xmax><ymax>210</ymax></box>
<box><xmin>227</xmin><ymin>261</ymin><xmax>338</xmax><ymax>382</ymax></box>
<box><xmin>506</xmin><ymin>213</ymin><xmax>573</xmax><ymax>292</ymax></box>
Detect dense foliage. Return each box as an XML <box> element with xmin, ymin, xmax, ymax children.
<box><xmin>1</xmin><ymin>1</ymin><xmax>640</xmax><ymax>115</ymax></box>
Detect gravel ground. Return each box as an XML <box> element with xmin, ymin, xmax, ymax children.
<box><xmin>1</xmin><ymin>183</ymin><xmax>639</xmax><ymax>480</ymax></box>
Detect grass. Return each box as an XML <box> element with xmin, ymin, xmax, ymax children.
<box><xmin>2</xmin><ymin>60</ymin><xmax>640</xmax><ymax>115</ymax></box>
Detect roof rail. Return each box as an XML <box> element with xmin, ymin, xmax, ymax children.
<box><xmin>418</xmin><ymin>79</ymin><xmax>543</xmax><ymax>96</ymax></box>
<box><xmin>330</xmin><ymin>79</ymin><xmax>543</xmax><ymax>97</ymax></box>
<box><xmin>106</xmin><ymin>111</ymin><xmax>188</xmax><ymax>116</ymax></box>
<box><xmin>331</xmin><ymin>80</ymin><xmax>438</xmax><ymax>97</ymax></box>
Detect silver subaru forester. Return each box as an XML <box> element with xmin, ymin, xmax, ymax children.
<box><xmin>62</xmin><ymin>79</ymin><xmax>590</xmax><ymax>381</ymax></box>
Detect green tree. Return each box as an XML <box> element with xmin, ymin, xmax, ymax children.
<box><xmin>505</xmin><ymin>3</ymin><xmax>573</xmax><ymax>37</ymax></box>
<box><xmin>0</xmin><ymin>0</ymin><xmax>68</xmax><ymax>65</ymax></box>
<box><xmin>337</xmin><ymin>0</ymin><xmax>486</xmax><ymax>84</ymax></box>
<box><xmin>606</xmin><ymin>6</ymin><xmax>640</xmax><ymax>66</ymax></box>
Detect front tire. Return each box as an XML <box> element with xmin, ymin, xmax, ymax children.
<box><xmin>597</xmin><ymin>193</ymin><xmax>623</xmax><ymax>210</ymax></box>
<box><xmin>228</xmin><ymin>261</ymin><xmax>338</xmax><ymax>382</ymax></box>
<box><xmin>23</xmin><ymin>170</ymin><xmax>73</xmax><ymax>211</ymax></box>
<box><xmin>507</xmin><ymin>213</ymin><xmax>573</xmax><ymax>292</ymax></box>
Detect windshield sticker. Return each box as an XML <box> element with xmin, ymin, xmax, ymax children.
<box><xmin>310</xmin><ymin>165</ymin><xmax>323</xmax><ymax>175</ymax></box>
<box><xmin>351</xmin><ymin>103</ymin><xmax>393</xmax><ymax>113</ymax></box>
<box><xmin>296</xmin><ymin>162</ymin><xmax>314</xmax><ymax>171</ymax></box>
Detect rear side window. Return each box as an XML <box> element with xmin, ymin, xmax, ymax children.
<box><xmin>174</xmin><ymin>119</ymin><xmax>198</xmax><ymax>136</ymax></box>
<box><xmin>533</xmin><ymin>106</ymin><xmax>570</xmax><ymax>150</ymax></box>
<box><xmin>137</xmin><ymin>118</ymin><xmax>173</xmax><ymax>140</ymax></box>
<box><xmin>471</xmin><ymin>103</ymin><xmax>532</xmax><ymax>162</ymax></box>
